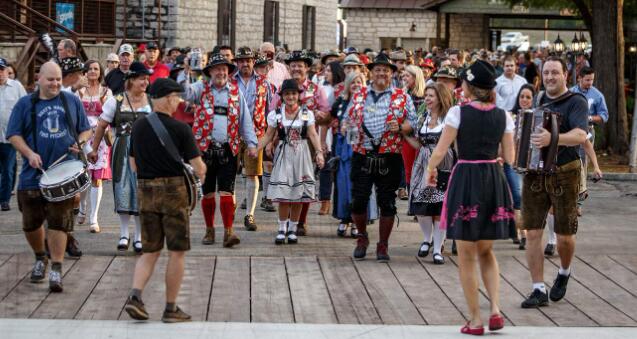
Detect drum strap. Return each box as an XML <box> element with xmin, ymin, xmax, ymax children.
<box><xmin>146</xmin><ymin>112</ymin><xmax>185</xmax><ymax>165</ymax></box>
<box><xmin>59</xmin><ymin>92</ymin><xmax>88</xmax><ymax>165</ymax></box>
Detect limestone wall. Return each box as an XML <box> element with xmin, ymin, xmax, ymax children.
<box><xmin>448</xmin><ymin>13</ymin><xmax>488</xmax><ymax>50</ymax></box>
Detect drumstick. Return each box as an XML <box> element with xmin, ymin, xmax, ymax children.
<box><xmin>48</xmin><ymin>153</ymin><xmax>69</xmax><ymax>169</ymax></box>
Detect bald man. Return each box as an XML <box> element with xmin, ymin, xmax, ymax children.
<box><xmin>7</xmin><ymin>62</ymin><xmax>91</xmax><ymax>292</ymax></box>
<box><xmin>259</xmin><ymin>42</ymin><xmax>290</xmax><ymax>89</ymax></box>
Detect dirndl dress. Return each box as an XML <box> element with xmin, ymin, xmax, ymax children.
<box><xmin>408</xmin><ymin>116</ymin><xmax>455</xmax><ymax>216</ymax></box>
<box><xmin>267</xmin><ymin>108</ymin><xmax>316</xmax><ymax>203</ymax></box>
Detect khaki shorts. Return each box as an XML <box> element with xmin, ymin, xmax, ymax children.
<box><xmin>138</xmin><ymin>177</ymin><xmax>191</xmax><ymax>252</ymax></box>
<box><xmin>242</xmin><ymin>142</ymin><xmax>263</xmax><ymax>176</ymax></box>
<box><xmin>521</xmin><ymin>160</ymin><xmax>581</xmax><ymax>235</ymax></box>
<box><xmin>18</xmin><ymin>190</ymin><xmax>76</xmax><ymax>232</ymax></box>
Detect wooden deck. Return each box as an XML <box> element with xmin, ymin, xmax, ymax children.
<box><xmin>1</xmin><ymin>253</ymin><xmax>636</xmax><ymax>326</ymax></box>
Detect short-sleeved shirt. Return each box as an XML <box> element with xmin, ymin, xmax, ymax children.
<box><xmin>538</xmin><ymin>92</ymin><xmax>589</xmax><ymax>166</ymax></box>
<box><xmin>445</xmin><ymin>104</ymin><xmax>515</xmax><ymax>133</ymax></box>
<box><xmin>0</xmin><ymin>79</ymin><xmax>28</xmax><ymax>143</ymax></box>
<box><xmin>130</xmin><ymin>112</ymin><xmax>201</xmax><ymax>179</ymax></box>
<box><xmin>6</xmin><ymin>92</ymin><xmax>91</xmax><ymax>190</ymax></box>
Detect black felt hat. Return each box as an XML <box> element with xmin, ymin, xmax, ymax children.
<box><xmin>60</xmin><ymin>57</ymin><xmax>84</xmax><ymax>76</ymax></box>
<box><xmin>285</xmin><ymin>50</ymin><xmax>313</xmax><ymax>67</ymax></box>
<box><xmin>278</xmin><ymin>79</ymin><xmax>301</xmax><ymax>95</ymax></box>
<box><xmin>203</xmin><ymin>53</ymin><xmax>237</xmax><ymax>76</ymax></box>
<box><xmin>366</xmin><ymin>53</ymin><xmax>397</xmax><ymax>72</ymax></box>
<box><xmin>125</xmin><ymin>61</ymin><xmax>152</xmax><ymax>80</ymax></box>
<box><xmin>460</xmin><ymin>59</ymin><xmax>497</xmax><ymax>90</ymax></box>
<box><xmin>234</xmin><ymin>46</ymin><xmax>255</xmax><ymax>60</ymax></box>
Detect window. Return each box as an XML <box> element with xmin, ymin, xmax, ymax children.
<box><xmin>301</xmin><ymin>5</ymin><xmax>315</xmax><ymax>50</ymax></box>
<box><xmin>263</xmin><ymin>1</ymin><xmax>279</xmax><ymax>46</ymax></box>
<box><xmin>217</xmin><ymin>0</ymin><xmax>236</xmax><ymax>49</ymax></box>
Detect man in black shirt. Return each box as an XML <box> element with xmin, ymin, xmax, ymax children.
<box><xmin>520</xmin><ymin>56</ymin><xmax>588</xmax><ymax>309</ymax></box>
<box><xmin>104</xmin><ymin>44</ymin><xmax>135</xmax><ymax>95</ymax></box>
<box><xmin>124</xmin><ymin>78</ymin><xmax>206</xmax><ymax>323</ymax></box>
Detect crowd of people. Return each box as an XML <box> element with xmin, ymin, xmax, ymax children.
<box><xmin>0</xmin><ymin>38</ymin><xmax>607</xmax><ymax>331</ymax></box>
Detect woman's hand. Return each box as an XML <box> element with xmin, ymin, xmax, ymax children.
<box><xmin>316</xmin><ymin>152</ymin><xmax>325</xmax><ymax>169</ymax></box>
<box><xmin>426</xmin><ymin>167</ymin><xmax>438</xmax><ymax>187</ymax></box>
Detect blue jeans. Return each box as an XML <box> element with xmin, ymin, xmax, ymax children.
<box><xmin>503</xmin><ymin>163</ymin><xmax>521</xmax><ymax>210</ymax></box>
<box><xmin>0</xmin><ymin>143</ymin><xmax>17</xmax><ymax>204</ymax></box>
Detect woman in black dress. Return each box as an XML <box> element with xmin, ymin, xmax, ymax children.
<box><xmin>427</xmin><ymin>60</ymin><xmax>515</xmax><ymax>335</ymax></box>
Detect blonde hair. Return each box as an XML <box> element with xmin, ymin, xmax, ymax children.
<box><xmin>343</xmin><ymin>72</ymin><xmax>367</xmax><ymax>99</ymax></box>
<box><xmin>425</xmin><ymin>83</ymin><xmax>453</xmax><ymax>121</ymax></box>
<box><xmin>404</xmin><ymin>65</ymin><xmax>425</xmax><ymax>98</ymax></box>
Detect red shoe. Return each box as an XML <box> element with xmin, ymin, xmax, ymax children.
<box><xmin>461</xmin><ymin>322</ymin><xmax>484</xmax><ymax>336</ymax></box>
<box><xmin>488</xmin><ymin>314</ymin><xmax>505</xmax><ymax>331</ymax></box>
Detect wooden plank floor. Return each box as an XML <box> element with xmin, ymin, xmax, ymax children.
<box><xmin>0</xmin><ymin>253</ymin><xmax>636</xmax><ymax>326</ymax></box>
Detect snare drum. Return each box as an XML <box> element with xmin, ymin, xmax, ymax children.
<box><xmin>39</xmin><ymin>160</ymin><xmax>90</xmax><ymax>202</ymax></box>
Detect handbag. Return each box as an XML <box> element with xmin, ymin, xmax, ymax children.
<box><xmin>436</xmin><ymin>169</ymin><xmax>451</xmax><ymax>192</ymax></box>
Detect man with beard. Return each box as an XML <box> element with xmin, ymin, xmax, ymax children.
<box><xmin>105</xmin><ymin>44</ymin><xmax>135</xmax><ymax>94</ymax></box>
<box><xmin>259</xmin><ymin>42</ymin><xmax>290</xmax><ymax>89</ymax></box>
<box><xmin>144</xmin><ymin>42</ymin><xmax>170</xmax><ymax>84</ymax></box>
<box><xmin>7</xmin><ymin>61</ymin><xmax>91</xmax><ymax>292</ymax></box>
<box><xmin>271</xmin><ymin>50</ymin><xmax>329</xmax><ymax>236</ymax></box>
<box><xmin>179</xmin><ymin>54</ymin><xmax>257</xmax><ymax>247</ymax></box>
<box><xmin>520</xmin><ymin>56</ymin><xmax>588</xmax><ymax>309</ymax></box>
<box><xmin>390</xmin><ymin>50</ymin><xmax>407</xmax><ymax>88</ymax></box>
<box><xmin>232</xmin><ymin>47</ymin><xmax>273</xmax><ymax>232</ymax></box>
<box><xmin>344</xmin><ymin>53</ymin><xmax>417</xmax><ymax>262</ymax></box>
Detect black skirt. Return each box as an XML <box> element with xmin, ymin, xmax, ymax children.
<box><xmin>441</xmin><ymin>161</ymin><xmax>516</xmax><ymax>241</ymax></box>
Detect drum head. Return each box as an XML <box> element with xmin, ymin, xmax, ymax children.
<box><xmin>40</xmin><ymin>160</ymin><xmax>85</xmax><ymax>186</ymax></box>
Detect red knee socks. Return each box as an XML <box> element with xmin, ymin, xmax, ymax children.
<box><xmin>299</xmin><ymin>202</ymin><xmax>310</xmax><ymax>223</ymax></box>
<box><xmin>219</xmin><ymin>195</ymin><xmax>235</xmax><ymax>229</ymax></box>
<box><xmin>202</xmin><ymin>196</ymin><xmax>215</xmax><ymax>229</ymax></box>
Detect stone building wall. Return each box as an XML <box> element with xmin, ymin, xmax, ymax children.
<box><xmin>115</xmin><ymin>0</ymin><xmax>178</xmax><ymax>46</ymax></box>
<box><xmin>174</xmin><ymin>0</ymin><xmax>217</xmax><ymax>48</ymax></box>
<box><xmin>344</xmin><ymin>8</ymin><xmax>438</xmax><ymax>51</ymax></box>
<box><xmin>448</xmin><ymin>13</ymin><xmax>488</xmax><ymax>50</ymax></box>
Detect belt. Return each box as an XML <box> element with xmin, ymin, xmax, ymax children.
<box><xmin>555</xmin><ymin>160</ymin><xmax>580</xmax><ymax>172</ymax></box>
<box><xmin>138</xmin><ymin>176</ymin><xmax>184</xmax><ymax>186</ymax></box>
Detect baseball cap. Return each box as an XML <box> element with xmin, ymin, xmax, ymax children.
<box><xmin>106</xmin><ymin>53</ymin><xmax>119</xmax><ymax>62</ymax></box>
<box><xmin>149</xmin><ymin>78</ymin><xmax>184</xmax><ymax>99</ymax></box>
<box><xmin>0</xmin><ymin>57</ymin><xmax>7</xmax><ymax>69</ymax></box>
<box><xmin>146</xmin><ymin>41</ymin><xmax>159</xmax><ymax>50</ymax></box>
<box><xmin>118</xmin><ymin>44</ymin><xmax>134</xmax><ymax>56</ymax></box>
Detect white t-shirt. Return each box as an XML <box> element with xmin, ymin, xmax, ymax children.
<box><xmin>444</xmin><ymin>105</ymin><xmax>514</xmax><ymax>133</ymax></box>
<box><xmin>266</xmin><ymin>105</ymin><xmax>316</xmax><ymax>128</ymax></box>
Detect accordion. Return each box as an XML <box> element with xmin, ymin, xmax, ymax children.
<box><xmin>513</xmin><ymin>109</ymin><xmax>560</xmax><ymax>174</ymax></box>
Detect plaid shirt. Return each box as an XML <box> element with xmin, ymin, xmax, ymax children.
<box><xmin>346</xmin><ymin>86</ymin><xmax>417</xmax><ymax>150</ymax></box>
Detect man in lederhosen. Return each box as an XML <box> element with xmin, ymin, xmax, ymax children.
<box><xmin>179</xmin><ymin>53</ymin><xmax>257</xmax><ymax>247</ymax></box>
<box><xmin>271</xmin><ymin>50</ymin><xmax>330</xmax><ymax>236</ymax></box>
<box><xmin>344</xmin><ymin>53</ymin><xmax>417</xmax><ymax>262</ymax></box>
<box><xmin>233</xmin><ymin>47</ymin><xmax>273</xmax><ymax>232</ymax></box>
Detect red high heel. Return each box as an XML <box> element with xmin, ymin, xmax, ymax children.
<box><xmin>461</xmin><ymin>321</ymin><xmax>484</xmax><ymax>336</ymax></box>
<box><xmin>489</xmin><ymin>314</ymin><xmax>505</xmax><ymax>331</ymax></box>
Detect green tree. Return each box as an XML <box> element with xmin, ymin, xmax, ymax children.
<box><xmin>505</xmin><ymin>0</ymin><xmax>631</xmax><ymax>155</ymax></box>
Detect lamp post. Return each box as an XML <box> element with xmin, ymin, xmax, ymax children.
<box><xmin>570</xmin><ymin>33</ymin><xmax>582</xmax><ymax>86</ymax></box>
<box><xmin>553</xmin><ymin>34</ymin><xmax>565</xmax><ymax>55</ymax></box>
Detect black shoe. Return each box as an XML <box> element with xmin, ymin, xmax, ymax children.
<box><xmin>521</xmin><ymin>288</ymin><xmax>549</xmax><ymax>308</ymax></box>
<box><xmin>30</xmin><ymin>258</ymin><xmax>48</xmax><ymax>283</ymax></box>
<box><xmin>376</xmin><ymin>242</ymin><xmax>390</xmax><ymax>262</ymax></box>
<box><xmin>286</xmin><ymin>231</ymin><xmax>298</xmax><ymax>244</ymax></box>
<box><xmin>66</xmin><ymin>234</ymin><xmax>82</xmax><ymax>258</ymax></box>
<box><xmin>244</xmin><ymin>215</ymin><xmax>258</xmax><ymax>231</ymax></box>
<box><xmin>353</xmin><ymin>233</ymin><xmax>369</xmax><ymax>260</ymax></box>
<box><xmin>451</xmin><ymin>240</ymin><xmax>458</xmax><ymax>255</ymax></box>
<box><xmin>125</xmin><ymin>296</ymin><xmax>149</xmax><ymax>320</ymax></box>
<box><xmin>518</xmin><ymin>237</ymin><xmax>527</xmax><ymax>250</ymax></box>
<box><xmin>433</xmin><ymin>253</ymin><xmax>445</xmax><ymax>265</ymax></box>
<box><xmin>549</xmin><ymin>273</ymin><xmax>570</xmax><ymax>302</ymax></box>
<box><xmin>337</xmin><ymin>224</ymin><xmax>347</xmax><ymax>237</ymax></box>
<box><xmin>133</xmin><ymin>241</ymin><xmax>143</xmax><ymax>254</ymax></box>
<box><xmin>240</xmin><ymin>198</ymin><xmax>247</xmax><ymax>210</ymax></box>
<box><xmin>297</xmin><ymin>222</ymin><xmax>306</xmax><ymax>236</ymax></box>
<box><xmin>544</xmin><ymin>243</ymin><xmax>555</xmax><ymax>256</ymax></box>
<box><xmin>275</xmin><ymin>231</ymin><xmax>286</xmax><ymax>245</ymax></box>
<box><xmin>1</xmin><ymin>202</ymin><xmax>10</xmax><ymax>211</ymax></box>
<box><xmin>417</xmin><ymin>242</ymin><xmax>431</xmax><ymax>258</ymax></box>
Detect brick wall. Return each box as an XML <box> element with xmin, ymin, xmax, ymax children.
<box><xmin>344</xmin><ymin>8</ymin><xmax>438</xmax><ymax>51</ymax></box>
<box><xmin>448</xmin><ymin>13</ymin><xmax>488</xmax><ymax>50</ymax></box>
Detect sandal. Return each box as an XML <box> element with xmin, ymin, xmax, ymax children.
<box><xmin>488</xmin><ymin>314</ymin><xmax>504</xmax><ymax>331</ymax></box>
<box><xmin>433</xmin><ymin>253</ymin><xmax>445</xmax><ymax>265</ymax></box>
<box><xmin>461</xmin><ymin>321</ymin><xmax>484</xmax><ymax>336</ymax></box>
<box><xmin>117</xmin><ymin>237</ymin><xmax>130</xmax><ymax>251</ymax></box>
<box><xmin>133</xmin><ymin>241</ymin><xmax>142</xmax><ymax>254</ymax></box>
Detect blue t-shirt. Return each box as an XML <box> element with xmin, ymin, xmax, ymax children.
<box><xmin>6</xmin><ymin>92</ymin><xmax>91</xmax><ymax>190</ymax></box>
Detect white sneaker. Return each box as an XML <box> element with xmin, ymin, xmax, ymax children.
<box><xmin>89</xmin><ymin>223</ymin><xmax>100</xmax><ymax>233</ymax></box>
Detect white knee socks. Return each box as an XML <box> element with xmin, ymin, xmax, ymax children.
<box><xmin>433</xmin><ymin>220</ymin><xmax>445</xmax><ymax>254</ymax></box>
<box><xmin>119</xmin><ymin>214</ymin><xmax>130</xmax><ymax>239</ymax></box>
<box><xmin>547</xmin><ymin>214</ymin><xmax>556</xmax><ymax>245</ymax></box>
<box><xmin>89</xmin><ymin>186</ymin><xmax>103</xmax><ymax>225</ymax></box>
<box><xmin>79</xmin><ymin>190</ymin><xmax>88</xmax><ymax>215</ymax></box>
<box><xmin>134</xmin><ymin>216</ymin><xmax>142</xmax><ymax>243</ymax></box>
<box><xmin>417</xmin><ymin>215</ymin><xmax>434</xmax><ymax>243</ymax></box>
<box><xmin>246</xmin><ymin>177</ymin><xmax>259</xmax><ymax>215</ymax></box>
<box><xmin>263</xmin><ymin>172</ymin><xmax>271</xmax><ymax>197</ymax></box>
<box><xmin>278</xmin><ymin>219</ymin><xmax>288</xmax><ymax>232</ymax></box>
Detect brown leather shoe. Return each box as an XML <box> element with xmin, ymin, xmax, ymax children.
<box><xmin>202</xmin><ymin>228</ymin><xmax>215</xmax><ymax>245</ymax></box>
<box><xmin>318</xmin><ymin>201</ymin><xmax>330</xmax><ymax>215</ymax></box>
<box><xmin>297</xmin><ymin>222</ymin><xmax>307</xmax><ymax>236</ymax></box>
<box><xmin>66</xmin><ymin>233</ymin><xmax>82</xmax><ymax>258</ymax></box>
<box><xmin>223</xmin><ymin>228</ymin><xmax>240</xmax><ymax>248</ymax></box>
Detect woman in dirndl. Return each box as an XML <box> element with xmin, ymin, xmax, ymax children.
<box><xmin>258</xmin><ymin>79</ymin><xmax>325</xmax><ymax>245</ymax></box>
<box><xmin>89</xmin><ymin>61</ymin><xmax>152</xmax><ymax>253</ymax></box>
<box><xmin>78</xmin><ymin>60</ymin><xmax>112</xmax><ymax>233</ymax></box>
<box><xmin>427</xmin><ymin>60</ymin><xmax>515</xmax><ymax>335</ymax></box>
<box><xmin>406</xmin><ymin>82</ymin><xmax>454</xmax><ymax>264</ymax></box>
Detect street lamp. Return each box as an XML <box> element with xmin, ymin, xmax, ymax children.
<box><xmin>553</xmin><ymin>34</ymin><xmax>564</xmax><ymax>54</ymax></box>
<box><xmin>579</xmin><ymin>32</ymin><xmax>588</xmax><ymax>52</ymax></box>
<box><xmin>571</xmin><ymin>33</ymin><xmax>581</xmax><ymax>53</ymax></box>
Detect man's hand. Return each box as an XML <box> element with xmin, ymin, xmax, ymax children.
<box><xmin>531</xmin><ymin>127</ymin><xmax>552</xmax><ymax>148</ymax></box>
<box><xmin>68</xmin><ymin>143</ymin><xmax>81</xmax><ymax>154</ymax></box>
<box><xmin>388</xmin><ymin>119</ymin><xmax>400</xmax><ymax>133</ymax></box>
<box><xmin>28</xmin><ymin>152</ymin><xmax>43</xmax><ymax>170</ymax></box>
<box><xmin>87</xmin><ymin>150</ymin><xmax>98</xmax><ymax>164</ymax></box>
<box><xmin>248</xmin><ymin>147</ymin><xmax>258</xmax><ymax>158</ymax></box>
